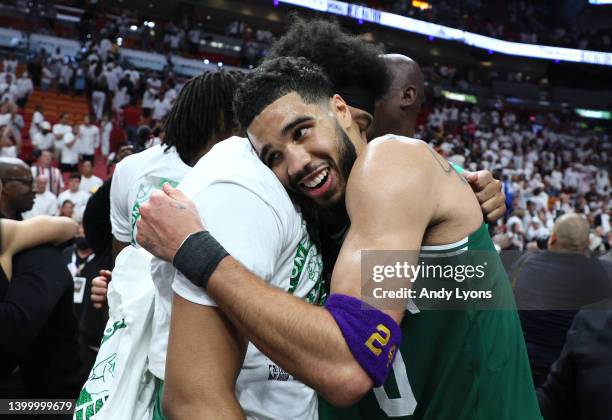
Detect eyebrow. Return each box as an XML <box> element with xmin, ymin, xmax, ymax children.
<box><xmin>280</xmin><ymin>116</ymin><xmax>315</xmax><ymax>137</ymax></box>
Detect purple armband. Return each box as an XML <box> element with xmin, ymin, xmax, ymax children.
<box><xmin>324</xmin><ymin>294</ymin><xmax>401</xmax><ymax>386</ymax></box>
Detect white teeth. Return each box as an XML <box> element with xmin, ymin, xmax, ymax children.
<box><xmin>303</xmin><ymin>169</ymin><xmax>329</xmax><ymax>189</ymax></box>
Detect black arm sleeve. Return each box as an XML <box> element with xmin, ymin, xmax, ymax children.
<box><xmin>0</xmin><ymin>245</ymin><xmax>72</xmax><ymax>353</ymax></box>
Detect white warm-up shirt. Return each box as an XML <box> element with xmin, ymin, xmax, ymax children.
<box><xmin>149</xmin><ymin>137</ymin><xmax>324</xmax><ymax>420</ymax></box>
<box><xmin>110</xmin><ymin>144</ymin><xmax>190</xmax><ymax>245</ymax></box>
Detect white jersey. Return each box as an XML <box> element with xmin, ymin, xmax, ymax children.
<box><xmin>110</xmin><ymin>144</ymin><xmax>190</xmax><ymax>245</ymax></box>
<box><xmin>149</xmin><ymin>137</ymin><xmax>324</xmax><ymax>420</ymax></box>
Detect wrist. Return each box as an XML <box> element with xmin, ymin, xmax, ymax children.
<box><xmin>172</xmin><ymin>230</ymin><xmax>229</xmax><ymax>290</ymax></box>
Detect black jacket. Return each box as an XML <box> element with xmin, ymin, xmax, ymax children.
<box><xmin>538</xmin><ymin>300</ymin><xmax>612</xmax><ymax>420</ymax></box>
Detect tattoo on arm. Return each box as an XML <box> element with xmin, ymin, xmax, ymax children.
<box><xmin>426</xmin><ymin>145</ymin><xmax>468</xmax><ymax>184</ymax></box>
<box><xmin>169</xmin><ymin>201</ymin><xmax>188</xmax><ymax>210</ymax></box>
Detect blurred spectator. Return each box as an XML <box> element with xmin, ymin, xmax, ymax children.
<box><xmin>31</xmin><ymin>121</ymin><xmax>55</xmax><ymax>152</ymax></box>
<box><xmin>79</xmin><ymin>161</ymin><xmax>103</xmax><ymax>195</ymax></box>
<box><xmin>59</xmin><ymin>125</ymin><xmax>80</xmax><ymax>174</ymax></box>
<box><xmin>2</xmin><ymin>53</ymin><xmax>18</xmax><ymax>75</ymax></box>
<box><xmin>30</xmin><ymin>149</ymin><xmax>63</xmax><ymax>196</ymax></box>
<box><xmin>28</xmin><ymin>104</ymin><xmax>45</xmax><ymax>141</ymax></box>
<box><xmin>100</xmin><ymin>114</ymin><xmax>113</xmax><ymax>157</ymax></box>
<box><xmin>78</xmin><ymin>115</ymin><xmax>100</xmax><ymax>164</ymax></box>
<box><xmin>57</xmin><ymin>173</ymin><xmax>89</xmax><ymax>222</ymax></box>
<box><xmin>15</xmin><ymin>71</ymin><xmax>33</xmax><ymax>107</ymax></box>
<box><xmin>58</xmin><ymin>199</ymin><xmax>74</xmax><ymax>219</ymax></box>
<box><xmin>0</xmin><ymin>125</ymin><xmax>17</xmax><ymax>158</ymax></box>
<box><xmin>21</xmin><ymin>175</ymin><xmax>58</xmax><ymax>219</ymax></box>
<box><xmin>512</xmin><ymin>214</ymin><xmax>612</xmax><ymax>387</ymax></box>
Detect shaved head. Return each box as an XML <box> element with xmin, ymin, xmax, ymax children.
<box><xmin>0</xmin><ymin>158</ymin><xmax>34</xmax><ymax>218</ymax></box>
<box><xmin>548</xmin><ymin>213</ymin><xmax>590</xmax><ymax>253</ymax></box>
<box><xmin>383</xmin><ymin>54</ymin><xmax>425</xmax><ymax>107</ymax></box>
<box><xmin>367</xmin><ymin>54</ymin><xmax>425</xmax><ymax>140</ymax></box>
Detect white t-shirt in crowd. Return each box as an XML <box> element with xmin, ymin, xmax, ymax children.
<box><xmin>78</xmin><ymin>124</ymin><xmax>100</xmax><ymax>155</ymax></box>
<box><xmin>60</xmin><ymin>132</ymin><xmax>80</xmax><ymax>165</ymax></box>
<box><xmin>32</xmin><ymin>132</ymin><xmax>55</xmax><ymax>150</ymax></box>
<box><xmin>80</xmin><ymin>175</ymin><xmax>103</xmax><ymax>195</ymax></box>
<box><xmin>110</xmin><ymin>144</ymin><xmax>190</xmax><ymax>245</ymax></box>
<box><xmin>22</xmin><ymin>191</ymin><xmax>58</xmax><ymax>219</ymax></box>
<box><xmin>30</xmin><ymin>111</ymin><xmax>44</xmax><ymax>135</ymax></box>
<box><xmin>57</xmin><ymin>189</ymin><xmax>90</xmax><ymax>222</ymax></box>
<box><xmin>152</xmin><ymin>99</ymin><xmax>171</xmax><ymax>121</ymax></box>
<box><xmin>150</xmin><ymin>137</ymin><xmax>323</xmax><ymax>420</ymax></box>
<box><xmin>53</xmin><ymin>123</ymin><xmax>71</xmax><ymax>139</ymax></box>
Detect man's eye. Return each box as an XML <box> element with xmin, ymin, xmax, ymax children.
<box><xmin>293</xmin><ymin>127</ymin><xmax>309</xmax><ymax>141</ymax></box>
<box><xmin>267</xmin><ymin>151</ymin><xmax>281</xmax><ymax>166</ymax></box>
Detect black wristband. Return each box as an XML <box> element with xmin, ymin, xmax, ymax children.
<box><xmin>172</xmin><ymin>230</ymin><xmax>229</xmax><ymax>290</ymax></box>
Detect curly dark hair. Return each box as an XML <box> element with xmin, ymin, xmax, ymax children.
<box><xmin>233</xmin><ymin>56</ymin><xmax>334</xmax><ymax>131</ymax></box>
<box><xmin>268</xmin><ymin>17</ymin><xmax>390</xmax><ymax>104</ymax></box>
<box><xmin>163</xmin><ymin>70</ymin><xmax>244</xmax><ymax>165</ymax></box>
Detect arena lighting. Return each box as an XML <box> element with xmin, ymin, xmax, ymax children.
<box><xmin>589</xmin><ymin>0</ymin><xmax>612</xmax><ymax>4</ymax></box>
<box><xmin>575</xmin><ymin>108</ymin><xmax>612</xmax><ymax>119</ymax></box>
<box><xmin>277</xmin><ymin>0</ymin><xmax>612</xmax><ymax>66</ymax></box>
<box><xmin>129</xmin><ymin>25</ymin><xmax>138</xmax><ymax>31</ymax></box>
<box><xmin>412</xmin><ymin>0</ymin><xmax>432</xmax><ymax>10</ymax></box>
<box><xmin>442</xmin><ymin>90</ymin><xmax>477</xmax><ymax>104</ymax></box>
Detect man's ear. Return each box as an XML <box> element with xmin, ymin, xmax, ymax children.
<box><xmin>331</xmin><ymin>94</ymin><xmax>352</xmax><ymax>130</ymax></box>
<box><xmin>400</xmin><ymin>85</ymin><xmax>418</xmax><ymax>109</ymax></box>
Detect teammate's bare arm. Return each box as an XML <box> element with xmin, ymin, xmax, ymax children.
<box><xmin>163</xmin><ymin>294</ymin><xmax>246</xmax><ymax>419</ymax></box>
<box><xmin>1</xmin><ymin>216</ymin><xmax>78</xmax><ymax>279</ymax></box>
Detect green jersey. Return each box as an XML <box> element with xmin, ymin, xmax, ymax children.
<box><xmin>319</xmin><ymin>224</ymin><xmax>542</xmax><ymax>420</ymax></box>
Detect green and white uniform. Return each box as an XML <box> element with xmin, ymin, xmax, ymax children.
<box><xmin>319</xmin><ymin>223</ymin><xmax>542</xmax><ymax>420</ymax></box>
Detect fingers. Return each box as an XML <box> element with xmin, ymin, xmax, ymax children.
<box><xmin>461</xmin><ymin>170</ymin><xmax>478</xmax><ymax>184</ymax></box>
<box><xmin>475</xmin><ymin>179</ymin><xmax>502</xmax><ymax>204</ymax></box>
<box><xmin>481</xmin><ymin>193</ymin><xmax>507</xmax><ymax>223</ymax></box>
<box><xmin>468</xmin><ymin>170</ymin><xmax>495</xmax><ymax>193</ymax></box>
<box><xmin>163</xmin><ymin>184</ymin><xmax>195</xmax><ymax>208</ymax></box>
<box><xmin>91</xmin><ymin>276</ymin><xmax>109</xmax><ymax>309</ymax></box>
<box><xmin>99</xmin><ymin>269</ymin><xmax>112</xmax><ymax>280</ymax></box>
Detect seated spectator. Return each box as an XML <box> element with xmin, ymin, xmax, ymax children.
<box><xmin>57</xmin><ymin>173</ymin><xmax>89</xmax><ymax>222</ymax></box>
<box><xmin>21</xmin><ymin>175</ymin><xmax>57</xmax><ymax>219</ymax></box>
<box><xmin>512</xmin><ymin>214</ymin><xmax>612</xmax><ymax>386</ymax></box>
<box><xmin>30</xmin><ymin>149</ymin><xmax>63</xmax><ymax>195</ymax></box>
<box><xmin>537</xmin><ymin>300</ymin><xmax>612</xmax><ymax>420</ymax></box>
<box><xmin>79</xmin><ymin>161</ymin><xmax>103</xmax><ymax>195</ymax></box>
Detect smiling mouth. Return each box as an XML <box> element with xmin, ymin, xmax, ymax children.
<box><xmin>301</xmin><ymin>167</ymin><xmax>329</xmax><ymax>190</ymax></box>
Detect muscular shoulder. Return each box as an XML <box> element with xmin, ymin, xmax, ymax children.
<box><xmin>347</xmin><ymin>136</ymin><xmax>437</xmax><ymax>202</ymax></box>
<box><xmin>345</xmin><ymin>136</ymin><xmax>438</xmax><ymax>227</ymax></box>
<box><xmin>352</xmin><ymin>135</ymin><xmax>437</xmax><ymax>183</ymax></box>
